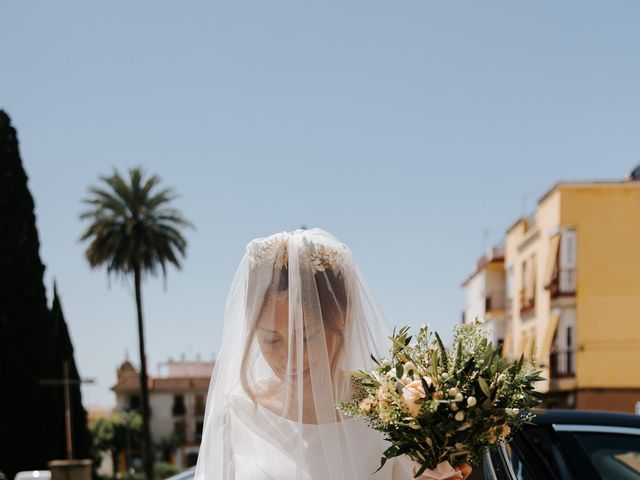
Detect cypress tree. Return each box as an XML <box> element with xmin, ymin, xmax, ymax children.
<box><xmin>48</xmin><ymin>282</ymin><xmax>92</xmax><ymax>462</ymax></box>
<box><xmin>0</xmin><ymin>110</ymin><xmax>90</xmax><ymax>477</ymax></box>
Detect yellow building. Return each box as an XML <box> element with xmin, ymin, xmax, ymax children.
<box><xmin>504</xmin><ymin>178</ymin><xmax>640</xmax><ymax>412</ymax></box>
<box><xmin>464</xmin><ymin>173</ymin><xmax>640</xmax><ymax>413</ymax></box>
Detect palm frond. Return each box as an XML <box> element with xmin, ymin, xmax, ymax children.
<box><xmin>78</xmin><ymin>167</ymin><xmax>193</xmax><ymax>280</ymax></box>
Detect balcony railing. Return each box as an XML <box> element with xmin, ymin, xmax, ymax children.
<box><xmin>549</xmin><ymin>268</ymin><xmax>576</xmax><ymax>298</ymax></box>
<box><xmin>550</xmin><ymin>349</ymin><xmax>575</xmax><ymax>378</ymax></box>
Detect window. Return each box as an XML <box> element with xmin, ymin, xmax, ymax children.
<box><xmin>506</xmin><ymin>266</ymin><xmax>514</xmax><ymax>310</ymax></box>
<box><xmin>566</xmin><ymin>326</ymin><xmax>574</xmax><ymax>374</ymax></box>
<box><xmin>195</xmin><ymin>394</ymin><xmax>206</xmax><ymax>415</ymax></box>
<box><xmin>172</xmin><ymin>394</ymin><xmax>186</xmax><ymax>416</ymax></box>
<box><xmin>128</xmin><ymin>394</ymin><xmax>141</xmax><ymax>411</ymax></box>
<box><xmin>504</xmin><ymin>429</ymin><xmax>566</xmax><ymax>480</ymax></box>
<box><xmin>574</xmin><ymin>432</ymin><xmax>640</xmax><ymax>479</ymax></box>
<box><xmin>560</xmin><ymin>229</ymin><xmax>576</xmax><ymax>269</ymax></box>
<box><xmin>520</xmin><ymin>256</ymin><xmax>537</xmax><ymax>314</ymax></box>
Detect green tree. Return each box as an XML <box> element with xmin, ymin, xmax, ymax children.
<box><xmin>89</xmin><ymin>411</ymin><xmax>143</xmax><ymax>474</ymax></box>
<box><xmin>79</xmin><ymin>168</ymin><xmax>193</xmax><ymax>480</ymax></box>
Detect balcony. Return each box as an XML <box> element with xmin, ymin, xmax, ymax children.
<box><xmin>549</xmin><ymin>268</ymin><xmax>576</xmax><ymax>298</ymax></box>
<box><xmin>550</xmin><ymin>349</ymin><xmax>575</xmax><ymax>378</ymax></box>
<box><xmin>519</xmin><ymin>288</ymin><xmax>535</xmax><ymax>315</ymax></box>
<box><xmin>485</xmin><ymin>293</ymin><xmax>506</xmax><ymax>315</ymax></box>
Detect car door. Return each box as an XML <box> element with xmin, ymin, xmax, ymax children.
<box><xmin>553</xmin><ymin>424</ymin><xmax>640</xmax><ymax>479</ymax></box>
<box><xmin>468</xmin><ymin>427</ymin><xmax>574</xmax><ymax>480</ymax></box>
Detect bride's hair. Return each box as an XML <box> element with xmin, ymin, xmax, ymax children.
<box><xmin>239</xmin><ymin>263</ymin><xmax>349</xmax><ymax>404</ymax></box>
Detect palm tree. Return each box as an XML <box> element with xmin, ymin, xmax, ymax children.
<box><xmin>79</xmin><ymin>167</ymin><xmax>193</xmax><ymax>480</ymax></box>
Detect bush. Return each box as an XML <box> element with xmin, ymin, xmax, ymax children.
<box><xmin>153</xmin><ymin>463</ymin><xmax>181</xmax><ymax>480</ymax></box>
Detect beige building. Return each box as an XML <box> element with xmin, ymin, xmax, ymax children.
<box><xmin>463</xmin><ymin>172</ymin><xmax>640</xmax><ymax>413</ymax></box>
<box><xmin>112</xmin><ymin>356</ymin><xmax>213</xmax><ymax>467</ymax></box>
<box><xmin>461</xmin><ymin>246</ymin><xmax>508</xmax><ymax>349</ymax></box>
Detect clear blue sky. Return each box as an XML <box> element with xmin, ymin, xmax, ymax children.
<box><xmin>2</xmin><ymin>1</ymin><xmax>639</xmax><ymax>408</ymax></box>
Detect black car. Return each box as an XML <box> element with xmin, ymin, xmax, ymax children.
<box><xmin>472</xmin><ymin>409</ymin><xmax>640</xmax><ymax>480</ymax></box>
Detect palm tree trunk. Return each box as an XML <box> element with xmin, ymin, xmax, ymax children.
<box><xmin>134</xmin><ymin>264</ymin><xmax>154</xmax><ymax>480</ymax></box>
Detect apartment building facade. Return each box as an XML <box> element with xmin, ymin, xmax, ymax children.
<box><xmin>463</xmin><ymin>177</ymin><xmax>640</xmax><ymax>413</ymax></box>
<box><xmin>461</xmin><ymin>246</ymin><xmax>508</xmax><ymax>350</ymax></box>
<box><xmin>112</xmin><ymin>356</ymin><xmax>214</xmax><ymax>468</ymax></box>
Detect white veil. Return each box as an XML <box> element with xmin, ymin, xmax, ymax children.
<box><xmin>194</xmin><ymin>228</ymin><xmax>394</xmax><ymax>479</ymax></box>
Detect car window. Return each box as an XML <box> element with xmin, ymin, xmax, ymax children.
<box><xmin>503</xmin><ymin>441</ymin><xmax>539</xmax><ymax>480</ymax></box>
<box><xmin>502</xmin><ymin>429</ymin><xmax>569</xmax><ymax>480</ymax></box>
<box><xmin>573</xmin><ymin>433</ymin><xmax>640</xmax><ymax>480</ymax></box>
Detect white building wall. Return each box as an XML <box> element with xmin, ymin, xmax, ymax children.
<box><xmin>150</xmin><ymin>392</ymin><xmax>174</xmax><ymax>443</ymax></box>
<box><xmin>464</xmin><ymin>272</ymin><xmax>486</xmax><ymax>324</ymax></box>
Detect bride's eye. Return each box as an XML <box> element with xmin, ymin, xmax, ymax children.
<box><xmin>263</xmin><ymin>336</ymin><xmax>282</xmax><ymax>346</ymax></box>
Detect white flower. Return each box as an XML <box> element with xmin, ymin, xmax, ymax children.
<box><xmin>455</xmin><ymin>411</ymin><xmax>465</xmax><ymax>421</ymax></box>
<box><xmin>381</xmin><ymin>358</ymin><xmax>391</xmax><ymax>367</ymax></box>
<box><xmin>441</xmin><ymin>372</ymin><xmax>449</xmax><ymax>379</ymax></box>
<box><xmin>467</xmin><ymin>396</ymin><xmax>477</xmax><ymax>407</ymax></box>
<box><xmin>450</xmin><ymin>403</ymin><xmax>459</xmax><ymax>412</ymax></box>
<box><xmin>448</xmin><ymin>387</ymin><xmax>458</xmax><ymax>397</ymax></box>
<box><xmin>403</xmin><ymin>361</ymin><xmax>416</xmax><ymax>373</ymax></box>
<box><xmin>454</xmin><ymin>392</ymin><xmax>464</xmax><ymax>402</ymax></box>
<box><xmin>506</xmin><ymin>408</ymin><xmax>520</xmax><ymax>416</ymax></box>
<box><xmin>400</xmin><ymin>375</ymin><xmax>413</xmax><ymax>386</ymax></box>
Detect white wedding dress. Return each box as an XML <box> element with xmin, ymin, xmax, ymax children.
<box><xmin>224</xmin><ymin>388</ymin><xmax>415</xmax><ymax>479</ymax></box>
<box><xmin>195</xmin><ymin>229</ymin><xmax>418</xmax><ymax>480</ymax></box>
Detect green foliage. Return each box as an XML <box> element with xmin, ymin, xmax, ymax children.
<box><xmin>79</xmin><ymin>167</ymin><xmax>194</xmax><ymax>279</ymax></box>
<box><xmin>152</xmin><ymin>462</ymin><xmax>181</xmax><ymax>479</ymax></box>
<box><xmin>89</xmin><ymin>411</ymin><xmax>144</xmax><ymax>455</ymax></box>
<box><xmin>338</xmin><ymin>320</ymin><xmax>544</xmax><ymax>476</ymax></box>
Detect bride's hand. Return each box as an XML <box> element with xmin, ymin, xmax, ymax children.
<box><xmin>450</xmin><ymin>463</ymin><xmax>472</xmax><ymax>479</ymax></box>
<box><xmin>412</xmin><ymin>462</ymin><xmax>472</xmax><ymax>479</ymax></box>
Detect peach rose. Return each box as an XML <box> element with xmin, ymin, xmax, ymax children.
<box><xmin>402</xmin><ymin>380</ymin><xmax>426</xmax><ymax>418</ymax></box>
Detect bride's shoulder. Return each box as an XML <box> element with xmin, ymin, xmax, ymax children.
<box><xmin>252</xmin><ymin>378</ymin><xmax>282</xmax><ymax>410</ymax></box>
<box><xmin>227</xmin><ymin>378</ymin><xmax>281</xmax><ymax>412</ymax></box>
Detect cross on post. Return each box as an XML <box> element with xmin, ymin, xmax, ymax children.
<box><xmin>38</xmin><ymin>359</ymin><xmax>95</xmax><ymax>460</ymax></box>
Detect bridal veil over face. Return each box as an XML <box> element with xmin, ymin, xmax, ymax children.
<box><xmin>195</xmin><ymin>228</ymin><xmax>391</xmax><ymax>479</ymax></box>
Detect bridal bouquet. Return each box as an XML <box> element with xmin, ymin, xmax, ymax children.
<box><xmin>338</xmin><ymin>320</ymin><xmax>544</xmax><ymax>479</ymax></box>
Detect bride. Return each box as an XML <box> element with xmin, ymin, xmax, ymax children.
<box><xmin>195</xmin><ymin>228</ymin><xmax>471</xmax><ymax>480</ymax></box>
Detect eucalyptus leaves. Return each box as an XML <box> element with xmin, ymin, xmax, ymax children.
<box><xmin>338</xmin><ymin>320</ymin><xmax>544</xmax><ymax>478</ymax></box>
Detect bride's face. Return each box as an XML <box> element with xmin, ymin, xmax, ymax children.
<box><xmin>256</xmin><ymin>291</ymin><xmax>341</xmax><ymax>384</ymax></box>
